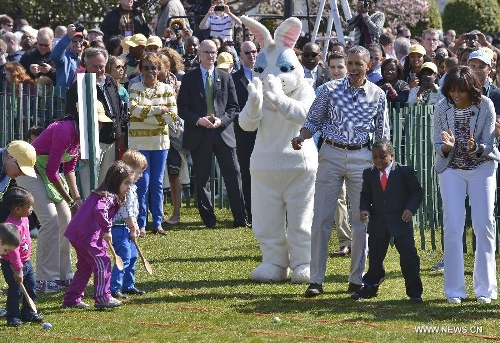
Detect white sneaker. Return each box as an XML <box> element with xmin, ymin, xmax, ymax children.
<box><xmin>447</xmin><ymin>297</ymin><xmax>461</xmax><ymax>304</ymax></box>
<box><xmin>477</xmin><ymin>296</ymin><xmax>491</xmax><ymax>304</ymax></box>
<box><xmin>36</xmin><ymin>281</ymin><xmax>64</xmax><ymax>294</ymax></box>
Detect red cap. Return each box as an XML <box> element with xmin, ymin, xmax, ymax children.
<box><xmin>73</xmin><ymin>32</ymin><xmax>84</xmax><ymax>38</ymax></box>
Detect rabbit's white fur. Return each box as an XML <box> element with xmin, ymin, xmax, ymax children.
<box><xmin>239</xmin><ymin>16</ymin><xmax>318</xmax><ymax>283</ymax></box>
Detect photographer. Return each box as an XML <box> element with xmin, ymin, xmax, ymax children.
<box><xmin>346</xmin><ymin>0</ymin><xmax>385</xmax><ymax>47</ymax></box>
<box><xmin>164</xmin><ymin>19</ymin><xmax>191</xmax><ymax>56</ymax></box>
<box><xmin>199</xmin><ymin>0</ymin><xmax>241</xmax><ymax>42</ymax></box>
<box><xmin>156</xmin><ymin>0</ymin><xmax>192</xmax><ymax>39</ymax></box>
<box><xmin>100</xmin><ymin>0</ymin><xmax>149</xmax><ymax>43</ymax></box>
<box><xmin>50</xmin><ymin>23</ymin><xmax>84</xmax><ymax>91</ymax></box>
<box><xmin>408</xmin><ymin>62</ymin><xmax>440</xmax><ymax>105</ymax></box>
<box><xmin>449</xmin><ymin>31</ymin><xmax>500</xmax><ymax>58</ymax></box>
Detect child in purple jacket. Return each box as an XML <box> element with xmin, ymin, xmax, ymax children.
<box><xmin>62</xmin><ymin>161</ymin><xmax>135</xmax><ymax>309</ymax></box>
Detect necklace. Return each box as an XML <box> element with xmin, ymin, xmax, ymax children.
<box><xmin>142</xmin><ymin>81</ymin><xmax>158</xmax><ymax>99</ymax></box>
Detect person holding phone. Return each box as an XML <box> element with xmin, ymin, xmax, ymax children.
<box><xmin>408</xmin><ymin>62</ymin><xmax>440</xmax><ymax>105</ymax></box>
<box><xmin>199</xmin><ymin>0</ymin><xmax>241</xmax><ymax>42</ymax></box>
<box><xmin>346</xmin><ymin>0</ymin><xmax>385</xmax><ymax>48</ymax></box>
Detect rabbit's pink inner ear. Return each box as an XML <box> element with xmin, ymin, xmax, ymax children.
<box><xmin>282</xmin><ymin>24</ymin><xmax>301</xmax><ymax>48</ymax></box>
<box><xmin>246</xmin><ymin>25</ymin><xmax>266</xmax><ymax>47</ymax></box>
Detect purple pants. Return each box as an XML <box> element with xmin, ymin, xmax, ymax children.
<box><xmin>62</xmin><ymin>239</ymin><xmax>111</xmax><ymax>306</ymax></box>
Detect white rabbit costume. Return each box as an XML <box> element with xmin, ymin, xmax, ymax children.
<box><xmin>239</xmin><ymin>16</ymin><xmax>318</xmax><ymax>283</ymax></box>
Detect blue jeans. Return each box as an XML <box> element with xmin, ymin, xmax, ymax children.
<box><xmin>136</xmin><ymin>150</ymin><xmax>168</xmax><ymax>228</ymax></box>
<box><xmin>110</xmin><ymin>225</ymin><xmax>138</xmax><ymax>292</ymax></box>
<box><xmin>1</xmin><ymin>260</ymin><xmax>37</xmax><ymax>321</ymax></box>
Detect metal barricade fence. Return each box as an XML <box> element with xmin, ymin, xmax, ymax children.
<box><xmin>1</xmin><ymin>84</ymin><xmax>497</xmax><ymax>251</ymax></box>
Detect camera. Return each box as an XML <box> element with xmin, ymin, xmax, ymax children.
<box><xmin>466</xmin><ymin>34</ymin><xmax>477</xmax><ymax>41</ymax></box>
<box><xmin>74</xmin><ymin>22</ymin><xmax>84</xmax><ymax>33</ymax></box>
<box><xmin>214</xmin><ymin>5</ymin><xmax>225</xmax><ymax>11</ymax></box>
<box><xmin>420</xmin><ymin>75</ymin><xmax>431</xmax><ymax>87</ymax></box>
<box><xmin>363</xmin><ymin>0</ymin><xmax>370</xmax><ymax>8</ymax></box>
<box><xmin>172</xmin><ymin>24</ymin><xmax>181</xmax><ymax>32</ymax></box>
<box><xmin>436</xmin><ymin>51</ymin><xmax>446</xmax><ymax>60</ymax></box>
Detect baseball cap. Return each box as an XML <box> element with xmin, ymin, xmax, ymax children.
<box><xmin>146</xmin><ymin>36</ymin><xmax>162</xmax><ymax>47</ymax></box>
<box><xmin>408</xmin><ymin>44</ymin><xmax>426</xmax><ymax>56</ymax></box>
<box><xmin>73</xmin><ymin>32</ymin><xmax>84</xmax><ymax>39</ymax></box>
<box><xmin>217</xmin><ymin>52</ymin><xmax>233</xmax><ymax>69</ymax></box>
<box><xmin>170</xmin><ymin>19</ymin><xmax>184</xmax><ymax>30</ymax></box>
<box><xmin>6</xmin><ymin>140</ymin><xmax>37</xmax><ymax>178</ymax></box>
<box><xmin>468</xmin><ymin>49</ymin><xmax>492</xmax><ymax>66</ymax></box>
<box><xmin>124</xmin><ymin>34</ymin><xmax>147</xmax><ymax>47</ymax></box>
<box><xmin>88</xmin><ymin>28</ymin><xmax>104</xmax><ymax>37</ymax></box>
<box><xmin>421</xmin><ymin>62</ymin><xmax>438</xmax><ymax>74</ymax></box>
<box><xmin>97</xmin><ymin>101</ymin><xmax>113</xmax><ymax>123</ymax></box>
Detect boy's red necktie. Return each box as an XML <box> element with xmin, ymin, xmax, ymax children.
<box><xmin>381</xmin><ymin>170</ymin><xmax>387</xmax><ymax>191</ymax></box>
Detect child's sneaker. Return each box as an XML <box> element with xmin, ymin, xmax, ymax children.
<box><xmin>94</xmin><ymin>297</ymin><xmax>122</xmax><ymax>309</ymax></box>
<box><xmin>36</xmin><ymin>281</ymin><xmax>64</xmax><ymax>294</ymax></box>
<box><xmin>61</xmin><ymin>301</ymin><xmax>89</xmax><ymax>309</ymax></box>
<box><xmin>55</xmin><ymin>279</ymin><xmax>72</xmax><ymax>288</ymax></box>
<box><xmin>431</xmin><ymin>258</ymin><xmax>444</xmax><ymax>272</ymax></box>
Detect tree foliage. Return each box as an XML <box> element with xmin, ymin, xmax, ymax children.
<box><xmin>442</xmin><ymin>0</ymin><xmax>500</xmax><ymax>34</ymax></box>
<box><xmin>409</xmin><ymin>0</ymin><xmax>442</xmax><ymax>36</ymax></box>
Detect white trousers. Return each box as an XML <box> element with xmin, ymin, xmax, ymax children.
<box><xmin>439</xmin><ymin>161</ymin><xmax>498</xmax><ymax>300</ymax></box>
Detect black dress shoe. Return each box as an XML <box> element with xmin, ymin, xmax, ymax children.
<box><xmin>351</xmin><ymin>286</ymin><xmax>378</xmax><ymax>300</ymax></box>
<box><xmin>7</xmin><ymin>318</ymin><xmax>22</xmax><ymax>327</ymax></box>
<box><xmin>233</xmin><ymin>220</ymin><xmax>251</xmax><ymax>228</ymax></box>
<box><xmin>22</xmin><ymin>314</ymin><xmax>44</xmax><ymax>323</ymax></box>
<box><xmin>205</xmin><ymin>222</ymin><xmax>216</xmax><ymax>229</ymax></box>
<box><xmin>111</xmin><ymin>291</ymin><xmax>129</xmax><ymax>299</ymax></box>
<box><xmin>332</xmin><ymin>246</ymin><xmax>351</xmax><ymax>257</ymax></box>
<box><xmin>410</xmin><ymin>296</ymin><xmax>423</xmax><ymax>303</ymax></box>
<box><xmin>123</xmin><ymin>287</ymin><xmax>146</xmax><ymax>295</ymax></box>
<box><xmin>347</xmin><ymin>282</ymin><xmax>363</xmax><ymax>293</ymax></box>
<box><xmin>304</xmin><ymin>283</ymin><xmax>323</xmax><ymax>297</ymax></box>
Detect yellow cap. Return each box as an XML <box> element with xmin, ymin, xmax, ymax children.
<box><xmin>146</xmin><ymin>36</ymin><xmax>162</xmax><ymax>47</ymax></box>
<box><xmin>421</xmin><ymin>62</ymin><xmax>438</xmax><ymax>74</ymax></box>
<box><xmin>216</xmin><ymin>52</ymin><xmax>234</xmax><ymax>69</ymax></box>
<box><xmin>6</xmin><ymin>140</ymin><xmax>37</xmax><ymax>178</ymax></box>
<box><xmin>123</xmin><ymin>34</ymin><xmax>147</xmax><ymax>47</ymax></box>
<box><xmin>408</xmin><ymin>44</ymin><xmax>426</xmax><ymax>56</ymax></box>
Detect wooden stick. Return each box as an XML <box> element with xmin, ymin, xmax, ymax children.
<box><xmin>134</xmin><ymin>241</ymin><xmax>153</xmax><ymax>274</ymax></box>
<box><xmin>108</xmin><ymin>244</ymin><xmax>124</xmax><ymax>270</ymax></box>
<box><xmin>19</xmin><ymin>283</ymin><xmax>37</xmax><ymax>313</ymax></box>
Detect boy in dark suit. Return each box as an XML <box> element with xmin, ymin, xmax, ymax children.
<box><xmin>353</xmin><ymin>139</ymin><xmax>424</xmax><ymax>302</ymax></box>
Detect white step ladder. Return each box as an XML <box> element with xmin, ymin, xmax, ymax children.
<box><xmin>310</xmin><ymin>0</ymin><xmax>353</xmax><ymax>62</ymax></box>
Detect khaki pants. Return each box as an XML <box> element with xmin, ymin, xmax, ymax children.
<box><xmin>78</xmin><ymin>142</ymin><xmax>115</xmax><ymax>199</ymax></box>
<box><xmin>16</xmin><ymin>175</ymin><xmax>73</xmax><ymax>282</ymax></box>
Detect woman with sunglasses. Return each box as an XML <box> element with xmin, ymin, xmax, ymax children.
<box><xmin>106</xmin><ymin>55</ymin><xmax>129</xmax><ymax>106</ymax></box>
<box><xmin>128</xmin><ymin>53</ymin><xmax>179</xmax><ymax>237</ymax></box>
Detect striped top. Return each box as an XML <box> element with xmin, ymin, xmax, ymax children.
<box><xmin>128</xmin><ymin>81</ymin><xmax>178</xmax><ymax>151</ymax></box>
<box><xmin>203</xmin><ymin>13</ymin><xmax>237</xmax><ymax>41</ymax></box>
<box><xmin>449</xmin><ymin>107</ymin><xmax>488</xmax><ymax>170</ymax></box>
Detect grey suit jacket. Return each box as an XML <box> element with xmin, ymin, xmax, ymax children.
<box><xmin>433</xmin><ymin>96</ymin><xmax>498</xmax><ymax>173</ymax></box>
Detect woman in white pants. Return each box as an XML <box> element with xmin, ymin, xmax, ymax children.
<box><xmin>434</xmin><ymin>66</ymin><xmax>498</xmax><ymax>304</ymax></box>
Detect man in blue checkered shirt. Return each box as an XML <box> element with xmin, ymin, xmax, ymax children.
<box><xmin>292</xmin><ymin>45</ymin><xmax>390</xmax><ymax>297</ymax></box>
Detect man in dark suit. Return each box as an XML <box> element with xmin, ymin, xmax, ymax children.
<box><xmin>232</xmin><ymin>41</ymin><xmax>257</xmax><ymax>223</ymax></box>
<box><xmin>301</xmin><ymin>42</ymin><xmax>330</xmax><ymax>90</ymax></box>
<box><xmin>177</xmin><ymin>39</ymin><xmax>246</xmax><ymax>228</ymax></box>
<box><xmin>355</xmin><ymin>139</ymin><xmax>423</xmax><ymax>302</ymax></box>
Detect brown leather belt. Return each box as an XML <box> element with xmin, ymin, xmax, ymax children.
<box><xmin>324</xmin><ymin>138</ymin><xmax>369</xmax><ymax>151</ymax></box>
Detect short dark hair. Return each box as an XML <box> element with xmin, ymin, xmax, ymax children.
<box><xmin>380</xmin><ymin>58</ymin><xmax>404</xmax><ymax>81</ymax></box>
<box><xmin>0</xmin><ymin>222</ymin><xmax>20</xmax><ymax>247</ymax></box>
<box><xmin>442</xmin><ymin>66</ymin><xmax>482</xmax><ymax>106</ymax></box>
<box><xmin>1</xmin><ymin>186</ymin><xmax>32</xmax><ymax>210</ymax></box>
<box><xmin>372</xmin><ymin>138</ymin><xmax>394</xmax><ymax>154</ymax></box>
<box><xmin>328</xmin><ymin>51</ymin><xmax>346</xmax><ymax>64</ymax></box>
<box><xmin>28</xmin><ymin>125</ymin><xmax>44</xmax><ymax>137</ymax></box>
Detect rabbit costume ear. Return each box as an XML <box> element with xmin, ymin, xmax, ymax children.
<box><xmin>273</xmin><ymin>17</ymin><xmax>302</xmax><ymax>49</ymax></box>
<box><xmin>240</xmin><ymin>16</ymin><xmax>273</xmax><ymax>50</ymax></box>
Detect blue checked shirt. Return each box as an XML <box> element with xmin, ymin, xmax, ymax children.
<box><xmin>304</xmin><ymin>77</ymin><xmax>390</xmax><ymax>145</ymax></box>
<box><xmin>113</xmin><ymin>183</ymin><xmax>139</xmax><ymax>224</ymax></box>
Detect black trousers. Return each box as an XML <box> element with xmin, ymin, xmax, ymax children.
<box><xmin>363</xmin><ymin>230</ymin><xmax>423</xmax><ymax>298</ymax></box>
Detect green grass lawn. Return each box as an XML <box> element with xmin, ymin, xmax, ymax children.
<box><xmin>0</xmin><ymin>204</ymin><xmax>498</xmax><ymax>342</ymax></box>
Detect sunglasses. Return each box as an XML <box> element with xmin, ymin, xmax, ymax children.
<box><xmin>244</xmin><ymin>50</ymin><xmax>258</xmax><ymax>55</ymax></box>
<box><xmin>5</xmin><ymin>23</ymin><xmax>13</xmax><ymax>27</ymax></box>
<box><xmin>71</xmin><ymin>39</ymin><xmax>84</xmax><ymax>44</ymax></box>
<box><xmin>142</xmin><ymin>65</ymin><xmax>157</xmax><ymax>71</ymax></box>
<box><xmin>38</xmin><ymin>42</ymin><xmax>50</xmax><ymax>47</ymax></box>
<box><xmin>115</xmin><ymin>65</ymin><xmax>125</xmax><ymax>69</ymax></box>
<box><xmin>303</xmin><ymin>52</ymin><xmax>319</xmax><ymax>58</ymax></box>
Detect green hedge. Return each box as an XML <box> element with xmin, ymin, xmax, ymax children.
<box><xmin>442</xmin><ymin>0</ymin><xmax>500</xmax><ymax>34</ymax></box>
